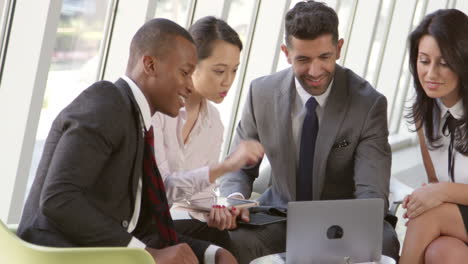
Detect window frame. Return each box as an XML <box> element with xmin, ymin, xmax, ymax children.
<box><xmin>0</xmin><ymin>0</ymin><xmax>15</xmax><ymax>85</ymax></box>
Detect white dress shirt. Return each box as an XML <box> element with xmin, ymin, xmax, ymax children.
<box><xmin>426</xmin><ymin>99</ymin><xmax>468</xmax><ymax>183</ymax></box>
<box><xmin>152</xmin><ymin>99</ymin><xmax>224</xmax><ymax>205</ymax></box>
<box><xmin>122</xmin><ymin>76</ymin><xmax>219</xmax><ymax>263</ymax></box>
<box><xmin>229</xmin><ymin>78</ymin><xmax>334</xmax><ymax>199</ymax></box>
<box><xmin>121</xmin><ymin>75</ymin><xmax>150</xmax><ymax>249</ymax></box>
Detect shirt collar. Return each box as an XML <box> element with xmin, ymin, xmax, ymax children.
<box><xmin>295</xmin><ymin>78</ymin><xmax>334</xmax><ymax>108</ymax></box>
<box><xmin>121</xmin><ymin>75</ymin><xmax>152</xmax><ymax>130</ymax></box>
<box><xmin>438</xmin><ymin>98</ymin><xmax>464</xmax><ymax>120</ymax></box>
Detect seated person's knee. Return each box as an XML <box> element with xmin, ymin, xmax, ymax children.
<box><xmin>425</xmin><ymin>236</ymin><xmax>461</xmax><ymax>264</ymax></box>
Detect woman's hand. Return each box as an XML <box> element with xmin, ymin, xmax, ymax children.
<box><xmin>403</xmin><ymin>183</ymin><xmax>446</xmax><ymax>219</ymax></box>
<box><xmin>205</xmin><ymin>205</ymin><xmax>234</xmax><ymax>230</ymax></box>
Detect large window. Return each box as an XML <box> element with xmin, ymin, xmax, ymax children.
<box><xmin>27</xmin><ymin>0</ymin><xmax>115</xmax><ymax>192</ymax></box>
<box><xmin>214</xmin><ymin>0</ymin><xmax>259</xmax><ymax>156</ymax></box>
<box><xmin>0</xmin><ymin>0</ymin><xmax>14</xmax><ymax>83</ymax></box>
<box><xmin>154</xmin><ymin>0</ymin><xmax>193</xmax><ymax>28</ymax></box>
<box><xmin>0</xmin><ymin>0</ymin><xmax>8</xmax><ymax>49</ymax></box>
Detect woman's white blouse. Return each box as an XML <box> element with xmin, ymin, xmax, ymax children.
<box><xmin>152</xmin><ymin>99</ymin><xmax>224</xmax><ymax>205</ymax></box>
<box><xmin>426</xmin><ymin>99</ymin><xmax>468</xmax><ymax>184</ymax></box>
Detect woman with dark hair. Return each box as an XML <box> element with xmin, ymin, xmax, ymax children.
<box><xmin>151</xmin><ymin>16</ymin><xmax>263</xmax><ymax>253</ymax></box>
<box><xmin>400</xmin><ymin>9</ymin><xmax>468</xmax><ymax>264</ymax></box>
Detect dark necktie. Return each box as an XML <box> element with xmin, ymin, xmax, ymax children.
<box><xmin>142</xmin><ymin>126</ymin><xmax>178</xmax><ymax>247</ymax></box>
<box><xmin>297</xmin><ymin>97</ymin><xmax>319</xmax><ymax>201</ymax></box>
<box><xmin>442</xmin><ymin>112</ymin><xmax>457</xmax><ymax>182</ymax></box>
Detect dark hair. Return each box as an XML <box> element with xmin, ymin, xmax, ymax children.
<box><xmin>127</xmin><ymin>18</ymin><xmax>194</xmax><ymax>70</ymax></box>
<box><xmin>188</xmin><ymin>16</ymin><xmax>242</xmax><ymax>61</ymax></box>
<box><xmin>406</xmin><ymin>9</ymin><xmax>468</xmax><ymax>155</ymax></box>
<box><xmin>284</xmin><ymin>0</ymin><xmax>339</xmax><ymax>47</ymax></box>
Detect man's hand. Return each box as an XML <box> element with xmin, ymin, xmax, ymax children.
<box><xmin>209</xmin><ymin>140</ymin><xmax>264</xmax><ymax>183</ymax></box>
<box><xmin>229</xmin><ymin>195</ymin><xmax>251</xmax><ymax>224</ymax></box>
<box><xmin>146</xmin><ymin>243</ymin><xmax>198</xmax><ymax>264</ymax></box>
<box><xmin>215</xmin><ymin>248</ymin><xmax>238</xmax><ymax>264</ymax></box>
<box><xmin>237</xmin><ymin>207</ymin><xmax>250</xmax><ymax>223</ymax></box>
<box><xmin>223</xmin><ymin>140</ymin><xmax>264</xmax><ymax>172</ymax></box>
<box><xmin>228</xmin><ymin>206</ymin><xmax>250</xmax><ymax>229</ymax></box>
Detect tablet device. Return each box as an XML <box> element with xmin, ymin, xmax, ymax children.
<box><xmin>238</xmin><ymin>212</ymin><xmax>286</xmax><ymax>226</ymax></box>
<box><xmin>182</xmin><ymin>196</ymin><xmax>259</xmax><ymax>212</ymax></box>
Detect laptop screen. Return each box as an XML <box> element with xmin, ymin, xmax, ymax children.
<box><xmin>286</xmin><ymin>198</ymin><xmax>384</xmax><ymax>264</ymax></box>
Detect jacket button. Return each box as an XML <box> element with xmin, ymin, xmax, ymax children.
<box><xmin>122</xmin><ymin>220</ymin><xmax>129</xmax><ymax>228</ymax></box>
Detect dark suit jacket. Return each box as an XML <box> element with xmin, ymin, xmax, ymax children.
<box><xmin>221</xmin><ymin>65</ymin><xmax>391</xmax><ymax>212</ymax></box>
<box><xmin>18</xmin><ymin>79</ymin><xmax>209</xmax><ymax>256</ymax></box>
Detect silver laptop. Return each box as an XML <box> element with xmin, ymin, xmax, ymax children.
<box><xmin>286</xmin><ymin>199</ymin><xmax>384</xmax><ymax>264</ymax></box>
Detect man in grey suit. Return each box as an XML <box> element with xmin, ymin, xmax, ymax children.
<box><xmin>220</xmin><ymin>1</ymin><xmax>400</xmax><ymax>263</ymax></box>
<box><xmin>18</xmin><ymin>18</ymin><xmax>236</xmax><ymax>264</ymax></box>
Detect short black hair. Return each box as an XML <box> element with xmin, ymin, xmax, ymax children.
<box><xmin>127</xmin><ymin>18</ymin><xmax>194</xmax><ymax>70</ymax></box>
<box><xmin>189</xmin><ymin>16</ymin><xmax>242</xmax><ymax>61</ymax></box>
<box><xmin>285</xmin><ymin>0</ymin><xmax>339</xmax><ymax>47</ymax></box>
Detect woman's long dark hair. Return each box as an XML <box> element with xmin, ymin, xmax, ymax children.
<box><xmin>406</xmin><ymin>9</ymin><xmax>468</xmax><ymax>155</ymax></box>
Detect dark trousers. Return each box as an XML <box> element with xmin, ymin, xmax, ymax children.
<box><xmin>133</xmin><ymin>212</ymin><xmax>212</xmax><ymax>262</ymax></box>
<box><xmin>228</xmin><ymin>220</ymin><xmax>400</xmax><ymax>264</ymax></box>
<box><xmin>174</xmin><ymin>219</ymin><xmax>233</xmax><ymax>255</ymax></box>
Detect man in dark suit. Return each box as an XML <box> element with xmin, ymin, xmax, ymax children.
<box><xmin>220</xmin><ymin>1</ymin><xmax>400</xmax><ymax>263</ymax></box>
<box><xmin>18</xmin><ymin>18</ymin><xmax>236</xmax><ymax>264</ymax></box>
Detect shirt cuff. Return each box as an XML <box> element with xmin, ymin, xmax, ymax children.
<box><xmin>127</xmin><ymin>236</ymin><xmax>146</xmax><ymax>248</ymax></box>
<box><xmin>227</xmin><ymin>192</ymin><xmax>245</xmax><ymax>199</ymax></box>
<box><xmin>204</xmin><ymin>245</ymin><xmax>221</xmax><ymax>264</ymax></box>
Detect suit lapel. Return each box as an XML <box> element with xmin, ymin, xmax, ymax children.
<box><xmin>114</xmin><ymin>78</ymin><xmax>144</xmax><ymax>204</ymax></box>
<box><xmin>275</xmin><ymin>69</ymin><xmax>298</xmax><ymax>200</ymax></box>
<box><xmin>313</xmin><ymin>65</ymin><xmax>350</xmax><ymax>199</ymax></box>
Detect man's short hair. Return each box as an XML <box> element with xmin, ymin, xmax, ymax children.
<box><xmin>285</xmin><ymin>0</ymin><xmax>339</xmax><ymax>47</ymax></box>
<box><xmin>127</xmin><ymin>18</ymin><xmax>194</xmax><ymax>70</ymax></box>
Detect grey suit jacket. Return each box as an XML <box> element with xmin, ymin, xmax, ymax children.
<box><xmin>18</xmin><ymin>79</ymin><xmax>149</xmax><ymax>247</ymax></box>
<box><xmin>220</xmin><ymin>65</ymin><xmax>391</xmax><ymax>211</ymax></box>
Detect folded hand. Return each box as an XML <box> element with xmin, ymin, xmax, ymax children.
<box><xmin>403</xmin><ymin>183</ymin><xmax>444</xmax><ymax>219</ymax></box>
<box><xmin>205</xmin><ymin>204</ymin><xmax>250</xmax><ymax>230</ymax></box>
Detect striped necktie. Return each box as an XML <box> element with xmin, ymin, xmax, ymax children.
<box><xmin>142</xmin><ymin>126</ymin><xmax>178</xmax><ymax>247</ymax></box>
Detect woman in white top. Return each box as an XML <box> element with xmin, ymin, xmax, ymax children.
<box><xmin>152</xmin><ymin>17</ymin><xmax>263</xmax><ymax>249</ymax></box>
<box><xmin>400</xmin><ymin>9</ymin><xmax>468</xmax><ymax>264</ymax></box>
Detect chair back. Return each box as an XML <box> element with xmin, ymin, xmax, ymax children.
<box><xmin>0</xmin><ymin>220</ymin><xmax>155</xmax><ymax>264</ymax></box>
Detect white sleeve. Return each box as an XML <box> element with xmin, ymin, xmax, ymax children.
<box><xmin>164</xmin><ymin>166</ymin><xmax>212</xmax><ymax>204</ymax></box>
<box><xmin>227</xmin><ymin>192</ymin><xmax>245</xmax><ymax>199</ymax></box>
<box><xmin>127</xmin><ymin>236</ymin><xmax>146</xmax><ymax>248</ymax></box>
<box><xmin>204</xmin><ymin>245</ymin><xmax>221</xmax><ymax>264</ymax></box>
